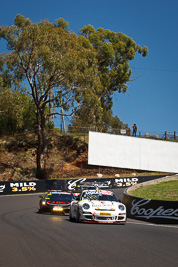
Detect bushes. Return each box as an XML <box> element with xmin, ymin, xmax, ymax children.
<box><xmin>0</xmin><ymin>89</ymin><xmax>36</xmax><ymax>135</ymax></box>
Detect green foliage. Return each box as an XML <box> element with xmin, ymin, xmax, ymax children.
<box><xmin>0</xmin><ymin>88</ymin><xmax>36</xmax><ymax>134</ymax></box>
<box><xmin>130</xmin><ymin>180</ymin><xmax>178</xmax><ymax>201</ymax></box>
<box><xmin>54</xmin><ymin>18</ymin><xmax>69</xmax><ymax>32</ymax></box>
<box><xmin>79</xmin><ymin>26</ymin><xmax>148</xmax><ymax>94</ymax></box>
<box><xmin>70</xmin><ymin>107</ymin><xmax>128</xmax><ymax>134</ymax></box>
<box><xmin>103</xmin><ymin>112</ymin><xmax>128</xmax><ymax>134</ymax></box>
<box><xmin>24</xmin><ymin>149</ymin><xmax>31</xmax><ymax>162</ymax></box>
<box><xmin>77</xmin><ymin>25</ymin><xmax>148</xmax><ymax>128</ymax></box>
<box><xmin>0</xmin><ymin>15</ymin><xmax>98</xmax><ymax>110</ymax></box>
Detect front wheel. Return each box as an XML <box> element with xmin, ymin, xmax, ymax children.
<box><xmin>38</xmin><ymin>208</ymin><xmax>43</xmax><ymax>213</ymax></box>
<box><xmin>69</xmin><ymin>211</ymin><xmax>73</xmax><ymax>221</ymax></box>
<box><xmin>109</xmin><ymin>184</ymin><xmax>112</xmax><ymax>189</ymax></box>
<box><xmin>75</xmin><ymin>208</ymin><xmax>80</xmax><ymax>223</ymax></box>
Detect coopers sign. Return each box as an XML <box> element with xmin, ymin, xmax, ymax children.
<box><xmin>123</xmin><ymin>191</ymin><xmax>178</xmax><ymax>224</ymax></box>
<box><xmin>131</xmin><ymin>199</ymin><xmax>178</xmax><ymax>221</ymax></box>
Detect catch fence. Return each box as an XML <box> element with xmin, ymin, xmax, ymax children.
<box><xmin>56</xmin><ymin>125</ymin><xmax>178</xmax><ymax>141</ymax></box>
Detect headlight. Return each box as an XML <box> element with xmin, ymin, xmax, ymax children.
<box><xmin>53</xmin><ymin>206</ymin><xmax>63</xmax><ymax>211</ymax></box>
<box><xmin>119</xmin><ymin>204</ymin><xmax>125</xmax><ymax>211</ymax></box>
<box><xmin>83</xmin><ymin>203</ymin><xmax>90</xmax><ymax>210</ymax></box>
<box><xmin>42</xmin><ymin>201</ymin><xmax>46</xmax><ymax>205</ymax></box>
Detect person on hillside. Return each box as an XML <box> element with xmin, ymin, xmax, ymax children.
<box><xmin>132</xmin><ymin>124</ymin><xmax>137</xmax><ymax>137</ymax></box>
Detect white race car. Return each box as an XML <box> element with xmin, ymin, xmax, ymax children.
<box><xmin>69</xmin><ymin>189</ymin><xmax>126</xmax><ymax>224</ymax></box>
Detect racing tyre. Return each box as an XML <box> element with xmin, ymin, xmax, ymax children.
<box><xmin>75</xmin><ymin>208</ymin><xmax>80</xmax><ymax>223</ymax></box>
<box><xmin>69</xmin><ymin>211</ymin><xmax>73</xmax><ymax>221</ymax></box>
<box><xmin>38</xmin><ymin>208</ymin><xmax>43</xmax><ymax>213</ymax></box>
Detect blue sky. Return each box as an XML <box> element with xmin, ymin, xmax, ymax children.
<box><xmin>0</xmin><ymin>0</ymin><xmax>178</xmax><ymax>135</ymax></box>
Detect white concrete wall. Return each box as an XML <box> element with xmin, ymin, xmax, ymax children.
<box><xmin>88</xmin><ymin>131</ymin><xmax>178</xmax><ymax>173</ymax></box>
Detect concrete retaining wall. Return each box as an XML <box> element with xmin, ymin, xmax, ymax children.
<box><xmin>122</xmin><ymin>175</ymin><xmax>178</xmax><ymax>224</ymax></box>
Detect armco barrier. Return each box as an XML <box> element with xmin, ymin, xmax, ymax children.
<box><xmin>0</xmin><ymin>175</ymin><xmax>165</xmax><ymax>196</ymax></box>
<box><xmin>122</xmin><ymin>176</ymin><xmax>178</xmax><ymax>224</ymax></box>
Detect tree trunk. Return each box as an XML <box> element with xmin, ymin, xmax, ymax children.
<box><xmin>41</xmin><ymin>110</ymin><xmax>48</xmax><ymax>178</ymax></box>
<box><xmin>48</xmin><ymin>88</ymin><xmax>53</xmax><ymax>126</ymax></box>
<box><xmin>60</xmin><ymin>97</ymin><xmax>65</xmax><ymax>133</ymax></box>
<box><xmin>36</xmin><ymin>108</ymin><xmax>48</xmax><ymax>179</ymax></box>
<box><xmin>36</xmin><ymin>109</ymin><xmax>42</xmax><ymax>178</ymax></box>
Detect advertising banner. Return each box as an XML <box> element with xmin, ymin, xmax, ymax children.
<box><xmin>0</xmin><ymin>175</ymin><xmax>165</xmax><ymax>195</ymax></box>
<box><xmin>123</xmin><ymin>190</ymin><xmax>178</xmax><ymax>224</ymax></box>
<box><xmin>88</xmin><ymin>131</ymin><xmax>178</xmax><ymax>173</ymax></box>
<box><xmin>0</xmin><ymin>179</ymin><xmax>66</xmax><ymax>195</ymax></box>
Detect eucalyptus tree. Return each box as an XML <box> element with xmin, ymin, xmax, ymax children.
<box><xmin>78</xmin><ymin>25</ymin><xmax>148</xmax><ymax>126</ymax></box>
<box><xmin>0</xmin><ymin>15</ymin><xmax>98</xmax><ymax>178</ymax></box>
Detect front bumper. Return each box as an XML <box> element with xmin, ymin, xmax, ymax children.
<box><xmin>40</xmin><ymin>205</ymin><xmax>70</xmax><ymax>214</ymax></box>
<box><xmin>79</xmin><ymin>210</ymin><xmax>126</xmax><ymax>224</ymax></box>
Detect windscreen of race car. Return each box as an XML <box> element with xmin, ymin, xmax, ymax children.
<box><xmin>81</xmin><ymin>190</ymin><xmax>118</xmax><ymax>201</ymax></box>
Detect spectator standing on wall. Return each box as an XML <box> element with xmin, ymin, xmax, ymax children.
<box><xmin>132</xmin><ymin>124</ymin><xmax>137</xmax><ymax>137</ymax></box>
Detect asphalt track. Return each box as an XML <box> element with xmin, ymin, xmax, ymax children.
<box><xmin>0</xmin><ymin>189</ymin><xmax>177</xmax><ymax>267</ymax></box>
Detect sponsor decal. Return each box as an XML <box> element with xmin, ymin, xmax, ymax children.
<box><xmin>92</xmin><ymin>202</ymin><xmax>113</xmax><ymax>208</ymax></box>
<box><xmin>115</xmin><ymin>177</ymin><xmax>138</xmax><ymax>187</ymax></box>
<box><xmin>94</xmin><ymin>181</ymin><xmax>111</xmax><ymax>188</ymax></box>
<box><xmin>0</xmin><ymin>184</ymin><xmax>5</xmax><ymax>193</ymax></box>
<box><xmin>100</xmin><ymin>212</ymin><xmax>111</xmax><ymax>216</ymax></box>
<box><xmin>68</xmin><ymin>177</ymin><xmax>139</xmax><ymax>191</ymax></box>
<box><xmin>99</xmin><ymin>191</ymin><xmax>113</xmax><ymax>196</ymax></box>
<box><xmin>68</xmin><ymin>178</ymin><xmax>86</xmax><ymax>190</ymax></box>
<box><xmin>85</xmin><ymin>190</ymin><xmax>99</xmax><ymax>195</ymax></box>
<box><xmin>10</xmin><ymin>182</ymin><xmax>37</xmax><ymax>193</ymax></box>
<box><xmin>131</xmin><ymin>199</ymin><xmax>178</xmax><ymax>220</ymax></box>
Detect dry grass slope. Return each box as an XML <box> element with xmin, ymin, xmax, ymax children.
<box><xmin>0</xmin><ymin>132</ymin><xmax>167</xmax><ymax>181</ymax></box>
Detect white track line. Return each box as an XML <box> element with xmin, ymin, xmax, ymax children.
<box><xmin>127</xmin><ymin>221</ymin><xmax>178</xmax><ymax>229</ymax></box>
